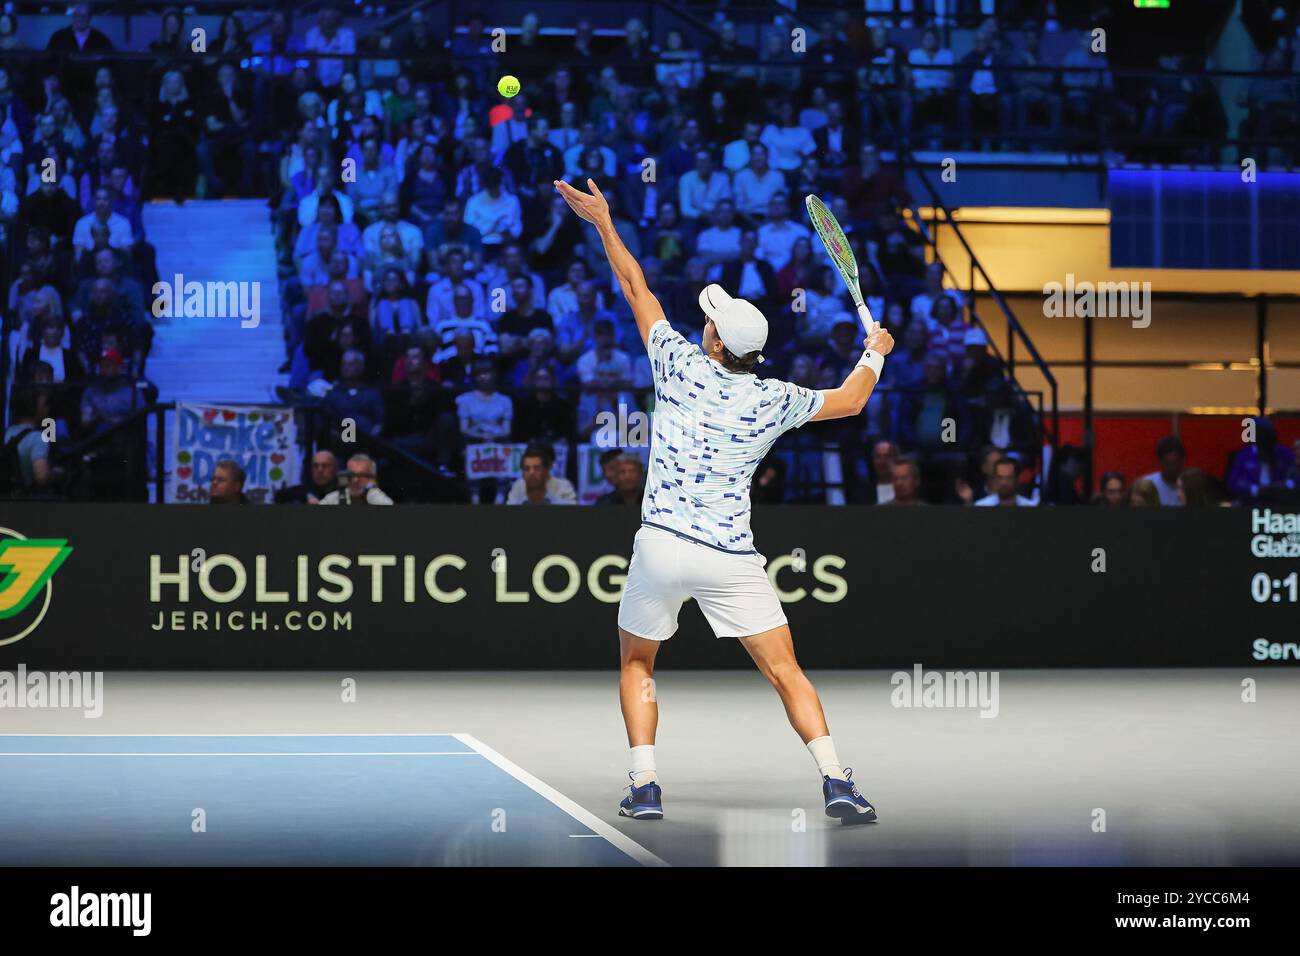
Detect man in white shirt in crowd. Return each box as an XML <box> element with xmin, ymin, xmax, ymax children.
<box><xmin>73</xmin><ymin>187</ymin><xmax>133</xmax><ymax>256</ymax></box>
<box><xmin>318</xmin><ymin>453</ymin><xmax>394</xmax><ymax>505</ymax></box>
<box><xmin>506</xmin><ymin>444</ymin><xmax>578</xmax><ymax>504</ymax></box>
<box><xmin>1141</xmin><ymin>435</ymin><xmax>1186</xmax><ymax>506</ymax></box>
<box><xmin>677</xmin><ymin>150</ymin><xmax>732</xmax><ymax>223</ymax></box>
<box><xmin>756</xmin><ymin>192</ymin><xmax>811</xmax><ymax>272</ymax></box>
<box><xmin>760</xmin><ymin>100</ymin><xmax>817</xmax><ymax>172</ymax></box>
<box><xmin>975</xmin><ymin>456</ymin><xmax>1036</xmax><ymax>507</ymax></box>
<box><xmin>695</xmin><ymin>200</ymin><xmax>743</xmax><ymax>269</ymax></box>
<box><xmin>722</xmin><ymin>121</ymin><xmax>764</xmax><ymax>174</ymax></box>
<box><xmin>731</xmin><ymin>142</ymin><xmax>787</xmax><ymax>221</ymax></box>
<box><xmin>455</xmin><ymin>360</ymin><xmax>513</xmax><ymax>441</ymax></box>
<box><xmin>463</xmin><ymin>167</ymin><xmax>522</xmax><ymax>256</ymax></box>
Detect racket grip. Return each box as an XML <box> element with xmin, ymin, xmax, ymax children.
<box><xmin>857</xmin><ymin>303</ymin><xmax>875</xmax><ymax>333</ymax></box>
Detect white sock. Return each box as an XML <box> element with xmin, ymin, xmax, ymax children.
<box><xmin>630</xmin><ymin>744</ymin><xmax>657</xmax><ymax>787</ymax></box>
<box><xmin>807</xmin><ymin>736</ymin><xmax>846</xmax><ymax>781</ymax></box>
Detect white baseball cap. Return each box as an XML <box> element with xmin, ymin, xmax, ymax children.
<box><xmin>698</xmin><ymin>283</ymin><xmax>767</xmax><ymax>364</ymax></box>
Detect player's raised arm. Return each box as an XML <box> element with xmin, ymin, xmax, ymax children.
<box><xmin>812</xmin><ymin>321</ymin><xmax>895</xmax><ymax>421</ymax></box>
<box><xmin>554</xmin><ymin>178</ymin><xmax>666</xmax><ymax>347</ymax></box>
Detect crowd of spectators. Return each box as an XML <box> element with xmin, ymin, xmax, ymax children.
<box><xmin>1</xmin><ymin>3</ymin><xmax>1295</xmax><ymax>505</ymax></box>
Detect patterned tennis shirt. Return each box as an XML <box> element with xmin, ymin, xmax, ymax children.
<box><xmin>641</xmin><ymin>319</ymin><xmax>824</xmax><ymax>554</ymax></box>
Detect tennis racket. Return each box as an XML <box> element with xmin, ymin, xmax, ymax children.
<box><xmin>805</xmin><ymin>193</ymin><xmax>875</xmax><ymax>333</ymax></box>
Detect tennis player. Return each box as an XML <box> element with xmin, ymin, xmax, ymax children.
<box><xmin>554</xmin><ymin>178</ymin><xmax>893</xmax><ymax>825</ymax></box>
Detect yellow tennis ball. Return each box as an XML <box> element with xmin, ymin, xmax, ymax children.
<box><xmin>497</xmin><ymin>75</ymin><xmax>521</xmax><ymax>98</ymax></box>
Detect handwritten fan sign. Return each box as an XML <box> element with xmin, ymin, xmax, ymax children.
<box><xmin>167</xmin><ymin>404</ymin><xmax>299</xmax><ymax>504</ymax></box>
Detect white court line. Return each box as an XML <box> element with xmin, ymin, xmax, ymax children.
<box><xmin>0</xmin><ymin>752</ymin><xmax>477</xmax><ymax>757</ymax></box>
<box><xmin>455</xmin><ymin>733</ymin><xmax>668</xmax><ymax>869</ymax></box>
<box><xmin>0</xmin><ymin>738</ymin><xmax>462</xmax><ymax>743</ymax></box>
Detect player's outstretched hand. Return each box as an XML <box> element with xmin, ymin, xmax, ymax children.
<box><xmin>864</xmin><ymin>322</ymin><xmax>894</xmax><ymax>356</ymax></box>
<box><xmin>553</xmin><ymin>178</ymin><xmax>610</xmax><ymax>226</ymax></box>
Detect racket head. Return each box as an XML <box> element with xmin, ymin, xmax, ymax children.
<box><xmin>805</xmin><ymin>193</ymin><xmax>862</xmax><ymax>306</ymax></box>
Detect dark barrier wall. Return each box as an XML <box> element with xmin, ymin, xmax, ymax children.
<box><xmin>0</xmin><ymin>504</ymin><xmax>1297</xmax><ymax>670</ymax></box>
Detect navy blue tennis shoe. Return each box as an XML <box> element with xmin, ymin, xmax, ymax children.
<box><xmin>618</xmin><ymin>777</ymin><xmax>664</xmax><ymax>820</ymax></box>
<box><xmin>823</xmin><ymin>769</ymin><xmax>877</xmax><ymax>824</ymax></box>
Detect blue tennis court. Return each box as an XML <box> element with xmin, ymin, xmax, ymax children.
<box><xmin>0</xmin><ymin>734</ymin><xmax>663</xmax><ymax>867</ymax></box>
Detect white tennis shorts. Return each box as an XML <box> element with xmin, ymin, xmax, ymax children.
<box><xmin>617</xmin><ymin>525</ymin><xmax>788</xmax><ymax>640</ymax></box>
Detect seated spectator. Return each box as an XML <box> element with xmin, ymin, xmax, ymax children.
<box><xmin>320</xmin><ymin>454</ymin><xmax>394</xmax><ymax>505</ymax></box>
<box><xmin>813</xmin><ymin>101</ymin><xmax>860</xmax><ymax>172</ymax></box>
<box><xmin>305</xmin><ymin>249</ymin><xmax>368</xmax><ymax>318</ymax></box>
<box><xmin>275</xmin><ymin>450</ymin><xmax>340</xmax><ymax>504</ymax></box>
<box><xmin>1177</xmin><ymin>467</ymin><xmax>1217</xmax><ymax>507</ymax></box>
<box><xmin>209</xmin><ymin>459</ymin><xmax>249</xmax><ymax>504</ymax></box>
<box><xmin>911</xmin><ymin>262</ymin><xmax>964</xmax><ymax>326</ymax></box>
<box><xmin>200</xmin><ymin>62</ymin><xmax>257</xmax><ymax>197</ymax></box>
<box><xmin>456</xmin><ymin>360</ymin><xmax>513</xmax><ymax>441</ymax></box>
<box><xmin>320</xmin><ymin>350</ymin><xmax>385</xmax><ymax>436</ymax></box>
<box><xmin>3</xmin><ymin>387</ymin><xmax>61</xmax><ymax>495</ymax></box>
<box><xmin>865</xmin><ymin>440</ymin><xmax>899</xmax><ymax>505</ymax></box>
<box><xmin>437</xmin><ymin>330</ymin><xmax>482</xmax><ymax>394</ymax></box>
<box><xmin>1062</xmin><ymin>30</ymin><xmax>1112</xmax><ymax>139</ymax></box>
<box><xmin>1130</xmin><ymin>477</ymin><xmax>1161</xmax><ymax>507</ymax></box>
<box><xmin>386</xmin><ymin>346</ymin><xmax>454</xmax><ymax>460</ymax></box>
<box><xmin>348</xmin><ymin>136</ymin><xmax>399</xmax><ymax>226</ymax></box>
<box><xmin>974</xmin><ymin>456</ymin><xmax>1035</xmax><ymax>507</ymax></box>
<box><xmin>371</xmin><ymin>268</ymin><xmax>424</xmax><ymax>340</ymax></box>
<box><xmin>427</xmin><ymin>251</ymin><xmax>485</xmax><ymax>322</ymax></box>
<box><xmin>722</xmin><ymin>121</ymin><xmax>764</xmax><ymax>175</ymax></box>
<box><xmin>464</xmin><ymin>167</ymin><xmax>521</xmax><ymax>256</ymax></box>
<box><xmin>839</xmin><ymin>144</ymin><xmax>912</xmax><ymax>222</ymax></box>
<box><xmin>732</xmin><ymin>143</ymin><xmax>786</xmax><ymax>221</ymax></box>
<box><xmin>957</xmin><ymin>27</ymin><xmax>1013</xmax><ymax>149</ymax></box>
<box><xmin>1092</xmin><ymin>471</ymin><xmax>1128</xmax><ymax>507</ymax></box>
<box><xmin>756</xmin><ymin>193</ymin><xmax>811</xmax><ymax>272</ymax></box>
<box><xmin>578</xmin><ymin>189</ymin><xmax>641</xmax><ymax>285</ymax></box>
<box><xmin>721</xmin><ymin>230</ymin><xmax>779</xmax><ymax>311</ymax></box>
<box><xmin>1141</xmin><ymin>435</ymin><xmax>1185</xmax><ymax>506</ymax></box>
<box><xmin>506</xmin><ymin>328</ymin><xmax>566</xmax><ymax>389</ymax></box>
<box><xmin>299</xmin><ymin>162</ymin><xmax>355</xmax><ymax>228</ymax></box>
<box><xmin>296</xmin><ymin>194</ymin><xmax>364</xmax><ymax>272</ymax></box>
<box><xmin>431</xmin><ymin>284</ymin><xmax>497</xmax><ymax>361</ymax></box>
<box><xmin>678</xmin><ymin>149</ymin><xmax>732</xmax><ymax>224</ymax></box>
<box><xmin>304</xmin><ymin>284</ymin><xmax>372</xmax><ymax>375</ymax></box>
<box><xmin>72</xmin><ymin>186</ymin><xmax>133</xmax><ymax>259</ymax></box>
<box><xmin>909</xmin><ymin>28</ymin><xmax>956</xmax><ymax>147</ymax></box>
<box><xmin>513</xmin><ymin>366</ymin><xmax>575</xmax><ymax>446</ymax></box>
<box><xmin>1011</xmin><ymin>22</ymin><xmax>1063</xmax><ymax>147</ymax></box>
<box><xmin>79</xmin><ymin>347</ymin><xmax>144</xmax><ymax>435</ymax></box>
<box><xmin>898</xmin><ymin>353</ymin><xmax>964</xmax><ymax>451</ymax></box>
<box><xmin>150</xmin><ymin>69</ymin><xmax>200</xmax><ymax>201</ymax></box>
<box><xmin>645</xmin><ymin>201</ymin><xmax>688</xmax><ymax>272</ymax></box>
<box><xmin>497</xmin><ymin>276</ymin><xmax>555</xmax><ymax>358</ymax></box>
<box><xmin>480</xmin><ymin>240</ymin><xmax>546</xmax><ymax>310</ymax></box>
<box><xmin>760</xmin><ymin>99</ymin><xmax>816</xmax><ymax>173</ymax></box>
<box><xmin>883</xmin><ymin>319</ymin><xmax>930</xmax><ymax>393</ymax></box>
<box><xmin>363</xmin><ymin>191</ymin><xmax>423</xmax><ymax>263</ymax></box>
<box><xmin>595</xmin><ymin>453</ymin><xmax>645</xmax><ymax>505</ymax></box>
<box><xmin>696</xmin><ymin>200</ymin><xmax>743</xmax><ymax>269</ymax></box>
<box><xmin>531</xmin><ymin>193</ymin><xmax>588</xmax><ymax>278</ymax></box>
<box><xmin>507</xmin><ymin>443</ymin><xmax>577</xmax><ymax>505</ymax></box>
<box><xmin>879</xmin><ymin>455</ymin><xmax>926</xmax><ymax>507</ymax></box>
<box><xmin>362</xmin><ymin>223</ymin><xmax>419</xmax><ymax>290</ymax></box>
<box><xmin>17</xmin><ymin>316</ymin><xmax>83</xmax><ymax>390</ymax></box>
<box><xmin>1227</xmin><ymin>417</ymin><xmax>1297</xmax><ymax>500</ymax></box>
<box><xmin>504</xmin><ymin>117</ymin><xmax>564</xmax><ymax>204</ymax></box>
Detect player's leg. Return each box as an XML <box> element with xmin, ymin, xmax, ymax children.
<box><xmin>615</xmin><ymin>629</ymin><xmax>666</xmax><ymax>820</ymax></box>
<box><xmin>613</xmin><ymin>528</ymin><xmax>684</xmax><ymax>820</ymax></box>
<box><xmin>618</xmin><ymin>628</ymin><xmax>660</xmax><ymax>753</ymax></box>
<box><xmin>738</xmin><ymin>625</ymin><xmax>877</xmax><ymax>824</ymax></box>
<box><xmin>737</xmin><ymin>623</ymin><xmax>829</xmax><ymax>744</ymax></box>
